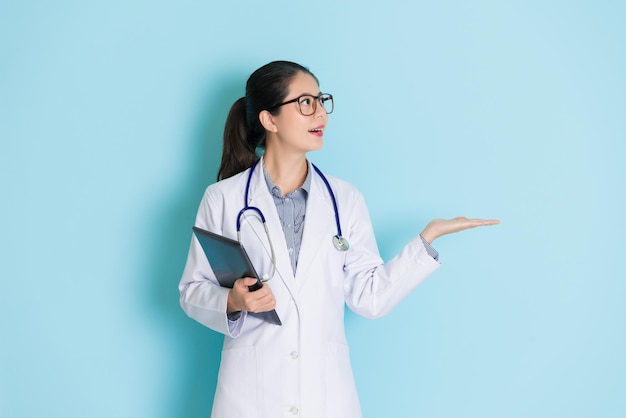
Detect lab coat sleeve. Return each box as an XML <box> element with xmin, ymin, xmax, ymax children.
<box><xmin>178</xmin><ymin>188</ymin><xmax>246</xmax><ymax>337</ymax></box>
<box><xmin>342</xmin><ymin>191</ymin><xmax>441</xmax><ymax>319</ymax></box>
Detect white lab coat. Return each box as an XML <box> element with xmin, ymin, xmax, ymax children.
<box><xmin>179</xmin><ymin>159</ymin><xmax>440</xmax><ymax>418</ymax></box>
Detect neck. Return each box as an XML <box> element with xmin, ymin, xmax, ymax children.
<box><xmin>262</xmin><ymin>153</ymin><xmax>308</xmax><ymax>196</ymax></box>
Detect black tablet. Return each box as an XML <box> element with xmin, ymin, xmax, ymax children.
<box><xmin>192</xmin><ymin>226</ymin><xmax>282</xmax><ymax>325</ymax></box>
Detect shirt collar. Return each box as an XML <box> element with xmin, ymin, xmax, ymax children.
<box><xmin>262</xmin><ymin>160</ymin><xmax>312</xmax><ymax>198</ymax></box>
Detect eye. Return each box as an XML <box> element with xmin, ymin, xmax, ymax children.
<box><xmin>299</xmin><ymin>96</ymin><xmax>312</xmax><ymax>107</ymax></box>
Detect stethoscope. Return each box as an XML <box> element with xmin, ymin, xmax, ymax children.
<box><xmin>236</xmin><ymin>159</ymin><xmax>349</xmax><ymax>281</ymax></box>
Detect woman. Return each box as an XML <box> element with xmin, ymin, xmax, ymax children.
<box><xmin>179</xmin><ymin>60</ymin><xmax>498</xmax><ymax>418</ymax></box>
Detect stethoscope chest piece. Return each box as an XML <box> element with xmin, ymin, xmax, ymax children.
<box><xmin>242</xmin><ymin>160</ymin><xmax>350</xmax><ymax>260</ymax></box>
<box><xmin>333</xmin><ymin>235</ymin><xmax>350</xmax><ymax>251</ymax></box>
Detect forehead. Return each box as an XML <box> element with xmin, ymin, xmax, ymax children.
<box><xmin>286</xmin><ymin>72</ymin><xmax>320</xmax><ymax>97</ymax></box>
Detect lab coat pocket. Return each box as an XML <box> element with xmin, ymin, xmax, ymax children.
<box><xmin>325</xmin><ymin>342</ymin><xmax>361</xmax><ymax>418</ymax></box>
<box><xmin>212</xmin><ymin>345</ymin><xmax>259</xmax><ymax>418</ymax></box>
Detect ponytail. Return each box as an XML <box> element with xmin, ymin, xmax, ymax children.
<box><xmin>217</xmin><ymin>97</ymin><xmax>258</xmax><ymax>180</ymax></box>
<box><xmin>216</xmin><ymin>61</ymin><xmax>319</xmax><ymax>181</ymax></box>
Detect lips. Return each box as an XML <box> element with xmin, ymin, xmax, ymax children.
<box><xmin>308</xmin><ymin>125</ymin><xmax>325</xmax><ymax>136</ymax></box>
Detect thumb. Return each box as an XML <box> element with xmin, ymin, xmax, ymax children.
<box><xmin>240</xmin><ymin>277</ymin><xmax>259</xmax><ymax>287</ymax></box>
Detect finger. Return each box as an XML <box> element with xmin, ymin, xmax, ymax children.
<box><xmin>245</xmin><ymin>294</ymin><xmax>276</xmax><ymax>312</ymax></box>
<box><xmin>258</xmin><ymin>294</ymin><xmax>276</xmax><ymax>311</ymax></box>
<box><xmin>243</xmin><ymin>286</ymin><xmax>272</xmax><ymax>305</ymax></box>
<box><xmin>455</xmin><ymin>217</ymin><xmax>498</xmax><ymax>224</ymax></box>
<box><xmin>241</xmin><ymin>277</ymin><xmax>259</xmax><ymax>287</ymax></box>
<box><xmin>259</xmin><ymin>291</ymin><xmax>275</xmax><ymax>307</ymax></box>
<box><xmin>234</xmin><ymin>277</ymin><xmax>260</xmax><ymax>293</ymax></box>
<box><xmin>467</xmin><ymin>219</ymin><xmax>500</xmax><ymax>225</ymax></box>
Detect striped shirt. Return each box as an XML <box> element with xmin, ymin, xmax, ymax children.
<box><xmin>263</xmin><ymin>162</ymin><xmax>311</xmax><ymax>274</ymax></box>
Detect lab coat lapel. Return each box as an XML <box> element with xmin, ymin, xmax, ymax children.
<box><xmin>294</xmin><ymin>172</ymin><xmax>335</xmax><ymax>288</ymax></box>
<box><xmin>245</xmin><ymin>162</ymin><xmax>297</xmax><ymax>296</ymax></box>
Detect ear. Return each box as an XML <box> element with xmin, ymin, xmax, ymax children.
<box><xmin>259</xmin><ymin>110</ymin><xmax>278</xmax><ymax>133</ymax></box>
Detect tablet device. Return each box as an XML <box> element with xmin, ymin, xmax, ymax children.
<box><xmin>192</xmin><ymin>226</ymin><xmax>282</xmax><ymax>326</ymax></box>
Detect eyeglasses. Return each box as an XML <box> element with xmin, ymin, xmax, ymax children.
<box><xmin>271</xmin><ymin>93</ymin><xmax>334</xmax><ymax>116</ymax></box>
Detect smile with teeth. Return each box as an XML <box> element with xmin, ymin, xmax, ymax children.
<box><xmin>308</xmin><ymin>126</ymin><xmax>325</xmax><ymax>135</ymax></box>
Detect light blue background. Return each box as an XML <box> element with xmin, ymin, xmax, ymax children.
<box><xmin>1</xmin><ymin>1</ymin><xmax>624</xmax><ymax>417</ymax></box>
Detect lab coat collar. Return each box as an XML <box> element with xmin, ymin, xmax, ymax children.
<box><xmin>245</xmin><ymin>157</ymin><xmax>298</xmax><ymax>297</ymax></box>
<box><xmin>293</xmin><ymin>165</ymin><xmax>335</xmax><ymax>287</ymax></box>
<box><xmin>246</xmin><ymin>157</ymin><xmax>336</xmax><ymax>294</ymax></box>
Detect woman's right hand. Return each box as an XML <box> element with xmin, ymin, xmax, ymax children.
<box><xmin>227</xmin><ymin>277</ymin><xmax>276</xmax><ymax>314</ymax></box>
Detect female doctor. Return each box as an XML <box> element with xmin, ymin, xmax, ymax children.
<box><xmin>179</xmin><ymin>60</ymin><xmax>499</xmax><ymax>418</ymax></box>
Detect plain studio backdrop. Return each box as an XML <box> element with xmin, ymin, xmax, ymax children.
<box><xmin>1</xmin><ymin>1</ymin><xmax>624</xmax><ymax>417</ymax></box>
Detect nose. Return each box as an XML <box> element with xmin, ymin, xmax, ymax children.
<box><xmin>313</xmin><ymin>98</ymin><xmax>328</xmax><ymax>119</ymax></box>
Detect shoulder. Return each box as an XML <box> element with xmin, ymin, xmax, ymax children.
<box><xmin>203</xmin><ymin>169</ymin><xmax>249</xmax><ymax>200</ymax></box>
<box><xmin>321</xmin><ymin>173</ymin><xmax>360</xmax><ymax>195</ymax></box>
<box><xmin>195</xmin><ymin>169</ymin><xmax>250</xmax><ymax>231</ymax></box>
<box><xmin>311</xmin><ymin>168</ymin><xmax>364</xmax><ymax>206</ymax></box>
<box><xmin>197</xmin><ymin>169</ymin><xmax>249</xmax><ymax>220</ymax></box>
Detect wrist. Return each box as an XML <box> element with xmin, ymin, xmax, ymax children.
<box><xmin>420</xmin><ymin>228</ymin><xmax>436</xmax><ymax>244</ymax></box>
<box><xmin>226</xmin><ymin>289</ymin><xmax>242</xmax><ymax>314</ymax></box>
<box><xmin>421</xmin><ymin>221</ymin><xmax>444</xmax><ymax>244</ymax></box>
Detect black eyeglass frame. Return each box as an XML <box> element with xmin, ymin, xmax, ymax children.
<box><xmin>269</xmin><ymin>93</ymin><xmax>334</xmax><ymax>116</ymax></box>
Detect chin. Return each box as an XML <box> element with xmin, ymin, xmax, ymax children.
<box><xmin>307</xmin><ymin>137</ymin><xmax>324</xmax><ymax>152</ymax></box>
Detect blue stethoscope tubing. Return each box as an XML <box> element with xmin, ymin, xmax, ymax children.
<box><xmin>236</xmin><ymin>159</ymin><xmax>349</xmax><ymax>282</ymax></box>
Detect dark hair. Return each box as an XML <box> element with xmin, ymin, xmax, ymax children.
<box><xmin>217</xmin><ymin>61</ymin><xmax>319</xmax><ymax>180</ymax></box>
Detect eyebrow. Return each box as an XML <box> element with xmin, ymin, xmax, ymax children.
<box><xmin>295</xmin><ymin>91</ymin><xmax>322</xmax><ymax>97</ymax></box>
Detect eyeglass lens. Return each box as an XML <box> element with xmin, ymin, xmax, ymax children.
<box><xmin>298</xmin><ymin>94</ymin><xmax>333</xmax><ymax>116</ymax></box>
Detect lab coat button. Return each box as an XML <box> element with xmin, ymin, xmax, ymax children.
<box><xmin>289</xmin><ymin>406</ymin><xmax>299</xmax><ymax>414</ymax></box>
<box><xmin>290</xmin><ymin>351</ymin><xmax>299</xmax><ymax>359</ymax></box>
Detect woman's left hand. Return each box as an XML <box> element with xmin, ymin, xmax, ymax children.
<box><xmin>420</xmin><ymin>217</ymin><xmax>500</xmax><ymax>243</ymax></box>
